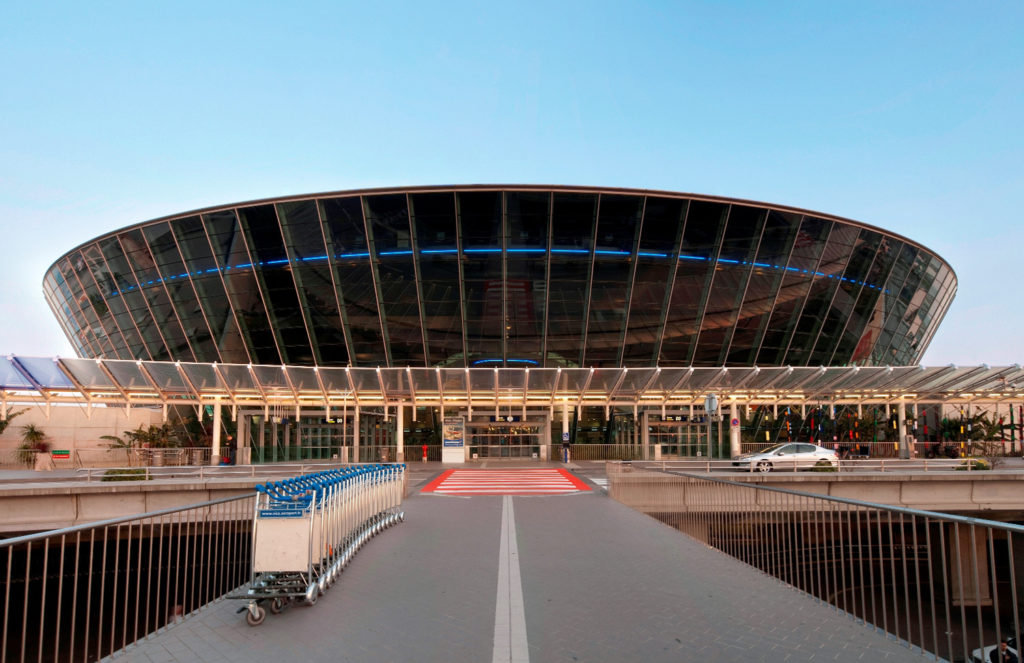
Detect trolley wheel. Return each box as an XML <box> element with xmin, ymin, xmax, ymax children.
<box><xmin>306</xmin><ymin>591</ymin><xmax>318</xmax><ymax>607</ymax></box>
<box><xmin>270</xmin><ymin>598</ymin><xmax>286</xmax><ymax>614</ymax></box>
<box><xmin>245</xmin><ymin>606</ymin><xmax>266</xmax><ymax>627</ymax></box>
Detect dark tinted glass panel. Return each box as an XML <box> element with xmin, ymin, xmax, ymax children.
<box><xmin>59</xmin><ymin>255</ymin><xmax>111</xmax><ymax>357</ymax></box>
<box><xmin>693</xmin><ymin>205</ymin><xmax>764</xmax><ymax>365</ymax></box>
<box><xmin>278</xmin><ymin>200</ymin><xmax>349</xmax><ymax>366</ymax></box>
<box><xmin>239</xmin><ymin>204</ymin><xmax>314</xmax><ymax>365</ymax></box>
<box><xmin>624</xmin><ymin>197</ymin><xmax>685</xmax><ymax>366</ymax></box>
<box><xmin>80</xmin><ymin>244</ymin><xmax>135</xmax><ymax>358</ymax></box>
<box><xmin>459</xmin><ymin>191</ymin><xmax>502</xmax><ymax>249</ymax></box>
<box><xmin>365</xmin><ymin>195</ymin><xmax>425</xmax><ymax>366</ymax></box>
<box><xmin>546</xmin><ymin>194</ymin><xmax>597</xmax><ymax>366</ymax></box>
<box><xmin>727</xmin><ymin>210</ymin><xmax>798</xmax><ymax>365</ymax></box>
<box><xmin>584</xmin><ymin>195</ymin><xmax>642</xmax><ymax>365</ymax></box>
<box><xmin>171</xmin><ymin>216</ymin><xmax>248</xmax><ymax>364</ymax></box>
<box><xmin>118</xmin><ymin>230</ymin><xmax>194</xmax><ymax>361</ymax></box>
<box><xmin>828</xmin><ymin>235</ymin><xmax>902</xmax><ymax>365</ymax></box>
<box><xmin>142</xmin><ymin>222</ymin><xmax>219</xmax><ymax>362</ymax></box>
<box><xmin>506</xmin><ymin>191</ymin><xmax>549</xmax><ymax>250</ymax></box>
<box><xmin>505</xmin><ymin>192</ymin><xmax>549</xmax><ymax>364</ymax></box>
<box><xmin>411</xmin><ymin>193</ymin><xmax>463</xmax><ymax>365</ymax></box>
<box><xmin>319</xmin><ymin>197</ymin><xmax>383</xmax><ymax>365</ymax></box>
<box><xmin>204</xmin><ymin>210</ymin><xmax>279</xmax><ymax>365</ymax></box>
<box><xmin>99</xmin><ymin>236</ymin><xmax>170</xmax><ymax>360</ymax></box>
<box><xmin>660</xmin><ymin>200</ymin><xmax>727</xmax><ymax>364</ymax></box>
<box><xmin>783</xmin><ymin>223</ymin><xmax>858</xmax><ymax>365</ymax></box>
<box><xmin>755</xmin><ymin>216</ymin><xmax>831</xmax><ymax>365</ymax></box>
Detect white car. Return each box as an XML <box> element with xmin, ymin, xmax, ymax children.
<box><xmin>732</xmin><ymin>442</ymin><xmax>838</xmax><ymax>472</ymax></box>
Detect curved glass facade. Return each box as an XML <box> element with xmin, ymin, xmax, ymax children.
<box><xmin>43</xmin><ymin>186</ymin><xmax>957</xmax><ymax>368</ymax></box>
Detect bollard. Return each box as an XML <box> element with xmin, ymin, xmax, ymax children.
<box><xmin>422</xmin><ymin>444</ymin><xmax>428</xmax><ymax>462</ymax></box>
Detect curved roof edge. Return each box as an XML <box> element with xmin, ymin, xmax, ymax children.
<box><xmin>45</xmin><ymin>184</ymin><xmax>957</xmax><ymax>287</ymax></box>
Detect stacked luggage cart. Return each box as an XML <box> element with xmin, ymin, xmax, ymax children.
<box><xmin>233</xmin><ymin>464</ymin><xmax>405</xmax><ymax>626</ymax></box>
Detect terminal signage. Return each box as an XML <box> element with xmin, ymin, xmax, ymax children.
<box><xmin>258</xmin><ymin>509</ymin><xmax>306</xmax><ymax>518</ymax></box>
<box><xmin>51</xmin><ymin>450</ymin><xmax>70</xmax><ymax>459</ymax></box>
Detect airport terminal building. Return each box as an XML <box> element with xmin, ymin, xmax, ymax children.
<box><xmin>39</xmin><ymin>185</ymin><xmax>959</xmax><ymax>462</ymax></box>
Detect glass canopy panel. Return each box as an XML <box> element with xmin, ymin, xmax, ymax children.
<box><xmin>497</xmin><ymin>369</ymin><xmax>526</xmax><ymax>391</ymax></box>
<box><xmin>778</xmin><ymin>367</ymin><xmax>826</xmax><ymax>392</ymax></box>
<box><xmin>59</xmin><ymin>358</ymin><xmax>117</xmax><ymax>389</ymax></box>
<box><xmin>348</xmin><ymin>370</ymin><xmax>383</xmax><ymax>397</ymax></box>
<box><xmin>680</xmin><ymin>368</ymin><xmax>723</xmax><ymax>392</ymax></box>
<box><xmin>467</xmin><ymin>370</ymin><xmax>496</xmax><ymax>393</ymax></box>
<box><xmin>180</xmin><ymin>363</ymin><xmax>225</xmax><ymax>392</ymax></box>
<box><xmin>0</xmin><ymin>357</ymin><xmax>33</xmax><ymax>389</ymax></box>
<box><xmin>284</xmin><ymin>367</ymin><xmax>320</xmax><ymax>393</ymax></box>
<box><xmin>798</xmin><ymin>367</ymin><xmax>853</xmax><ymax>393</ymax></box>
<box><xmin>438</xmin><ymin>369</ymin><xmax>468</xmax><ymax>397</ymax></box>
<box><xmin>378</xmin><ymin>369</ymin><xmax>412</xmax><ymax>398</ymax></box>
<box><xmin>250</xmin><ymin>365</ymin><xmax>292</xmax><ymax>393</ymax></box>
<box><xmin>140</xmin><ymin>362</ymin><xmax>189</xmax><ymax>392</ymax></box>
<box><xmin>215</xmin><ymin>365</ymin><xmax>258</xmax><ymax>393</ymax></box>
<box><xmin>584</xmin><ymin>369</ymin><xmax>623</xmax><ymax>396</ymax></box>
<box><xmin>610</xmin><ymin>368</ymin><xmax>657</xmax><ymax>398</ymax></box>
<box><xmin>14</xmin><ymin>357</ymin><xmax>74</xmax><ymax>389</ymax></box>
<box><xmin>553</xmin><ymin>369</ymin><xmax>590</xmax><ymax>397</ymax></box>
<box><xmin>410</xmin><ymin>370</ymin><xmax>440</xmax><ymax>396</ymax></box>
<box><xmin>316</xmin><ymin>368</ymin><xmax>352</xmax><ymax>394</ymax></box>
<box><xmin>102</xmin><ymin>360</ymin><xmax>153</xmax><ymax>390</ymax></box>
<box><xmin>526</xmin><ymin>369</ymin><xmax>559</xmax><ymax>394</ymax></box>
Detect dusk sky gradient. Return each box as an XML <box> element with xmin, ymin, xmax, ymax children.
<box><xmin>2</xmin><ymin>1</ymin><xmax>1022</xmax><ymax>366</ymax></box>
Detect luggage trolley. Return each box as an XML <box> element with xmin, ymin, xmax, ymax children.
<box><xmin>233</xmin><ymin>463</ymin><xmax>406</xmax><ymax>626</ymax></box>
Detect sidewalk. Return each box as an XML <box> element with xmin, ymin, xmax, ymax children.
<box><xmin>118</xmin><ymin>479</ymin><xmax>924</xmax><ymax>663</ymax></box>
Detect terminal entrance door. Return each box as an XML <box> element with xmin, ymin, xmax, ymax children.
<box><xmin>465</xmin><ymin>413</ymin><xmax>550</xmax><ymax>459</ymax></box>
<box><xmin>643</xmin><ymin>411</ymin><xmax>708</xmax><ymax>458</ymax></box>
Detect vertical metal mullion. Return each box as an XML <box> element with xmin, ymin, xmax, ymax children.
<box><xmin>272</xmin><ymin>203</ymin><xmax>320</xmax><ymax>365</ymax></box>
<box><xmin>578</xmin><ymin>194</ymin><xmax>600</xmax><ymax>367</ymax></box>
<box><xmin>406</xmin><ymin>192</ymin><xmax>430</xmax><ymax>366</ymax></box>
<box><xmin>651</xmin><ymin>200</ymin><xmax>690</xmax><ymax>365</ymax></box>
<box><xmin>500</xmin><ymin>191</ymin><xmax>507</xmax><ymax>363</ymax></box>
<box><xmin>314</xmin><ymin>198</ymin><xmax>357</xmax><ymax>365</ymax></box>
<box><xmin>614</xmin><ymin>196</ymin><xmax>646</xmax><ymax>367</ymax></box>
<box><xmin>686</xmin><ymin>203</ymin><xmax>730</xmax><ymax>365</ymax></box>
<box><xmin>361</xmin><ymin>196</ymin><xmax>393</xmax><ymax>366</ymax></box>
<box><xmin>719</xmin><ymin>208</ymin><xmax>768</xmax><ymax>365</ymax></box>
<box><xmin>454</xmin><ymin>191</ymin><xmax>470</xmax><ymax>366</ymax></box>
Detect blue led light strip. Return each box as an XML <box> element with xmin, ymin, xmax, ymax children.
<box><xmin>105</xmin><ymin>247</ymin><xmax>890</xmax><ymax>297</ymax></box>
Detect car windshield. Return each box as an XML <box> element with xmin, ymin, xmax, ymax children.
<box><xmin>759</xmin><ymin>443</ymin><xmax>788</xmax><ymax>454</ymax></box>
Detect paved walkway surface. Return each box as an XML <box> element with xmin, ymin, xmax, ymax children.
<box><xmin>110</xmin><ymin>465</ymin><xmax>926</xmax><ymax>663</ymax></box>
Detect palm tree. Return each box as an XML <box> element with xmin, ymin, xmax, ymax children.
<box><xmin>0</xmin><ymin>408</ymin><xmax>26</xmax><ymax>436</ymax></box>
<box><xmin>16</xmin><ymin>423</ymin><xmax>48</xmax><ymax>466</ymax></box>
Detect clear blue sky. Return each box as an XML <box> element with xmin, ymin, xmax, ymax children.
<box><xmin>2</xmin><ymin>1</ymin><xmax>1021</xmax><ymax>366</ymax></box>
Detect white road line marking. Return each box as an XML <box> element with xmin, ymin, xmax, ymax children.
<box><xmin>493</xmin><ymin>495</ymin><xmax>529</xmax><ymax>663</ymax></box>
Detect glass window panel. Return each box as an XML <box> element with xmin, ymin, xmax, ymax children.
<box><xmin>251</xmin><ymin>364</ymin><xmax>291</xmax><ymax>390</ymax></box>
<box><xmin>99</xmin><ymin>236</ymin><xmax>170</xmax><ymax>361</ymax></box>
<box><xmin>14</xmin><ymin>357</ymin><xmax>74</xmax><ymax>388</ymax></box>
<box><xmin>693</xmin><ymin>205</ymin><xmax>765</xmax><ymax>365</ymax></box>
<box><xmin>239</xmin><ymin>204</ymin><xmax>313</xmax><ymax>365</ymax></box>
<box><xmin>379</xmin><ymin>368</ymin><xmax>413</xmax><ymax>397</ymax></box>
<box><xmin>142</xmin><ymin>222</ymin><xmax>219</xmax><ymax>362</ymax></box>
<box><xmin>278</xmin><ymin>200</ymin><xmax>349</xmax><ymax>366</ymax></box>
<box><xmin>118</xmin><ymin>230</ymin><xmax>194</xmax><ymax>361</ymax></box>
<box><xmin>506</xmin><ymin>191</ymin><xmax>549</xmax><ymax>249</ymax></box>
<box><xmin>416</xmin><ymin>251</ymin><xmax>465</xmax><ymax>367</ymax></box>
<box><xmin>285</xmin><ymin>366</ymin><xmax>320</xmax><ymax>392</ymax></box>
<box><xmin>466</xmin><ymin>368</ymin><xmax>496</xmax><ymax>393</ymax></box>
<box><xmin>727</xmin><ymin>210</ymin><xmax>799</xmax><ymax>365</ymax></box>
<box><xmin>317</xmin><ymin>367</ymin><xmax>352</xmax><ymax>393</ymax></box>
<box><xmin>69</xmin><ymin>248</ymin><xmax>128</xmax><ymax>358</ymax></box>
<box><xmin>660</xmin><ymin>201</ymin><xmax>728</xmax><ymax>365</ymax></box>
<box><xmin>504</xmin><ymin>191</ymin><xmax>550</xmax><ymax>365</ymax></box>
<box><xmin>459</xmin><ymin>191</ymin><xmax>502</xmax><ymax>249</ymax></box>
<box><xmin>438</xmin><ymin>369</ymin><xmax>469</xmax><ymax>395</ymax></box>
<box><xmin>82</xmin><ymin>244</ymin><xmax>138</xmax><ymax>358</ymax></box>
<box><xmin>545</xmin><ymin>194</ymin><xmax>596</xmax><ymax>366</ymax></box>
<box><xmin>526</xmin><ymin>368</ymin><xmax>559</xmax><ymax>393</ymax></box>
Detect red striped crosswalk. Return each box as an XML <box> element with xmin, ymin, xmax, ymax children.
<box><xmin>421</xmin><ymin>469</ymin><xmax>591</xmax><ymax>496</ymax></box>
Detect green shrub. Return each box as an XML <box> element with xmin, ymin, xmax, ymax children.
<box><xmin>811</xmin><ymin>459</ymin><xmax>837</xmax><ymax>472</ymax></box>
<box><xmin>101</xmin><ymin>468</ymin><xmax>151</xmax><ymax>482</ymax></box>
<box><xmin>955</xmin><ymin>458</ymin><xmax>990</xmax><ymax>471</ymax></box>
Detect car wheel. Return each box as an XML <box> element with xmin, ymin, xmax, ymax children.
<box><xmin>756</xmin><ymin>461</ymin><xmax>772</xmax><ymax>473</ymax></box>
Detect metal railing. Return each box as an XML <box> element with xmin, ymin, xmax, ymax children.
<box><xmin>608</xmin><ymin>463</ymin><xmax>1024</xmax><ymax>662</ymax></box>
<box><xmin>71</xmin><ymin>461</ymin><xmax>365</xmax><ymax>482</ymax></box>
<box><xmin>637</xmin><ymin>458</ymin><xmax>986</xmax><ymax>473</ymax></box>
<box><xmin>0</xmin><ymin>494</ymin><xmax>255</xmax><ymax>663</ymax></box>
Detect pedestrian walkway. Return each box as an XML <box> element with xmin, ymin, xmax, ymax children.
<box><xmin>117</xmin><ymin>468</ymin><xmax>925</xmax><ymax>662</ymax></box>
<box><xmin>421</xmin><ymin>468</ymin><xmax>591</xmax><ymax>495</ymax></box>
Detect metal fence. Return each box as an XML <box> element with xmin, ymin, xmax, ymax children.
<box><xmin>0</xmin><ymin>494</ymin><xmax>255</xmax><ymax>663</ymax></box>
<box><xmin>608</xmin><ymin>464</ymin><xmax>1024</xmax><ymax>662</ymax></box>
